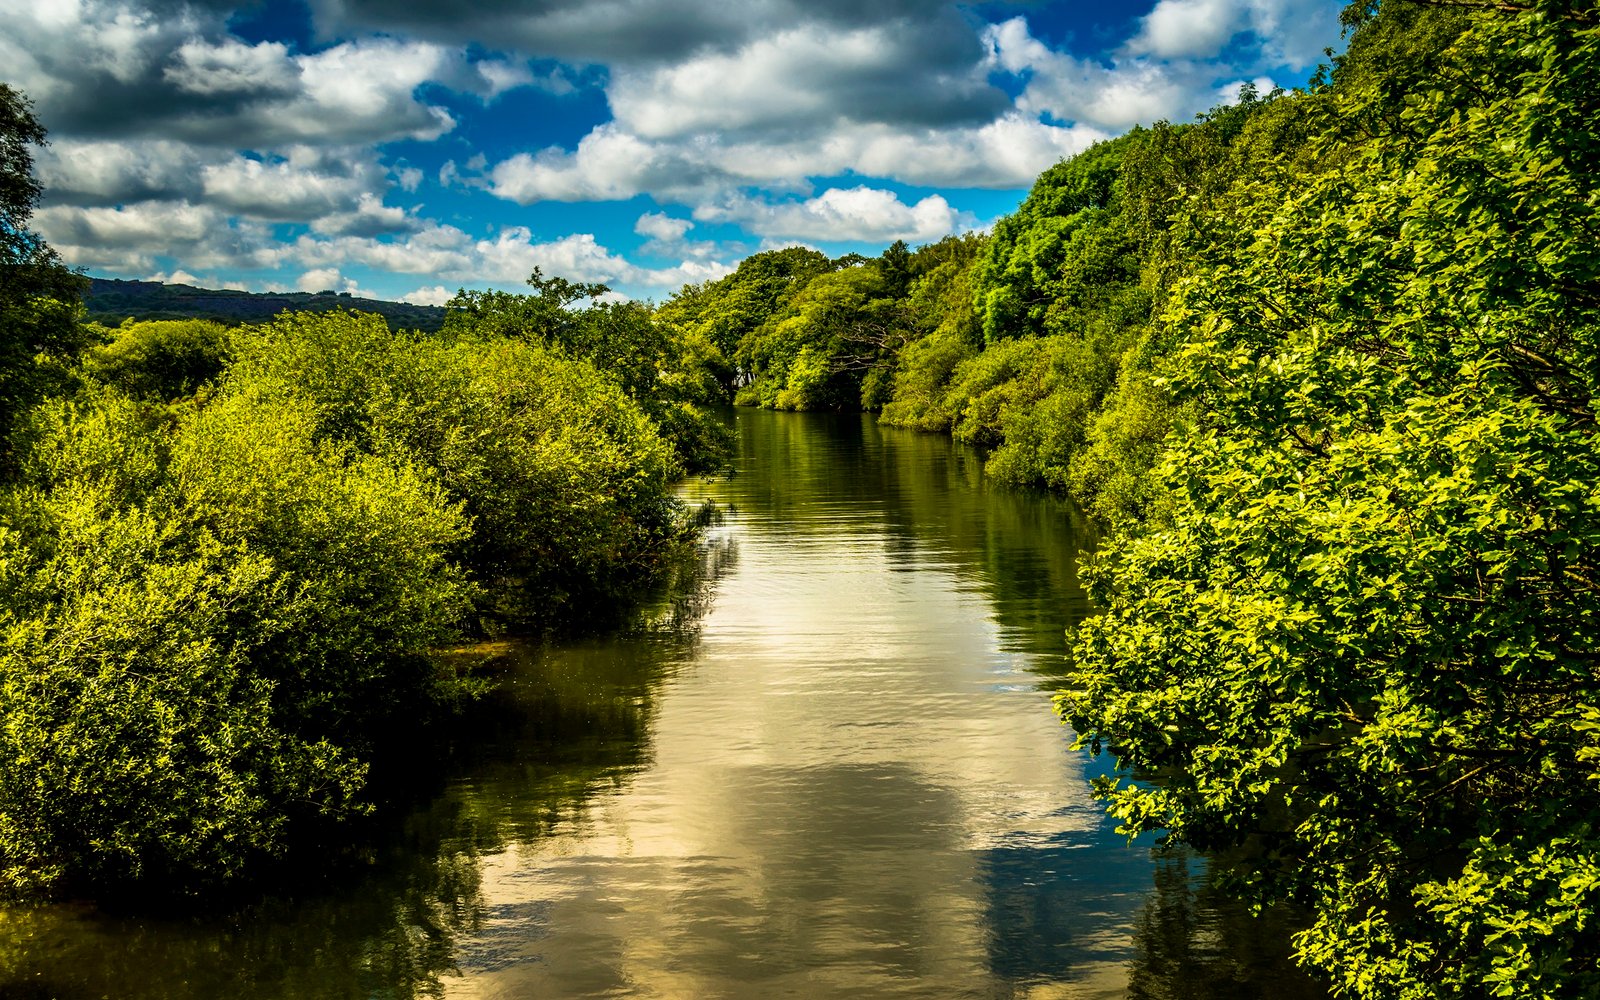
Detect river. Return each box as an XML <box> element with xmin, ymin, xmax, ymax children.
<box><xmin>0</xmin><ymin>408</ymin><xmax>1323</xmax><ymax>999</ymax></box>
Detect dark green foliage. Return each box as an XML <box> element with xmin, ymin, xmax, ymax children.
<box><xmin>0</xmin><ymin>84</ymin><xmax>89</xmax><ymax>456</ymax></box>
<box><xmin>975</xmin><ymin>132</ymin><xmax>1143</xmax><ymax>344</ymax></box>
<box><xmin>656</xmin><ymin>246</ymin><xmax>833</xmax><ymax>392</ymax></box>
<box><xmin>82</xmin><ymin>277</ymin><xmax>447</xmax><ymax>332</ymax></box>
<box><xmin>735</xmin><ymin>261</ymin><xmax>909</xmax><ymax>411</ymax></box>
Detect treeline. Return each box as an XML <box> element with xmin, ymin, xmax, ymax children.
<box><xmin>651</xmin><ymin>89</ymin><xmax>1305</xmax><ymax>527</ymax></box>
<box><xmin>653</xmin><ymin>0</ymin><xmax>1600</xmax><ymax>997</ymax></box>
<box><xmin>0</xmin><ymin>82</ymin><xmax>730</xmax><ymax>898</ymax></box>
<box><xmin>84</xmin><ymin>276</ymin><xmax>450</xmax><ymax>333</ymax></box>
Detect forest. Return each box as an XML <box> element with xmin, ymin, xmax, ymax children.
<box><xmin>0</xmin><ymin>0</ymin><xmax>1595</xmax><ymax>996</ymax></box>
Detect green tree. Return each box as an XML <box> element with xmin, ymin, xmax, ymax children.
<box><xmin>82</xmin><ymin>319</ymin><xmax>232</xmax><ymax>401</ymax></box>
<box><xmin>656</xmin><ymin>246</ymin><xmax>832</xmax><ymax>392</ymax></box>
<box><xmin>0</xmin><ymin>84</ymin><xmax>88</xmax><ymax>456</ymax></box>
<box><xmin>0</xmin><ymin>384</ymin><xmax>471</xmax><ymax>897</ymax></box>
<box><xmin>1062</xmin><ymin>3</ymin><xmax>1600</xmax><ymax>996</ymax></box>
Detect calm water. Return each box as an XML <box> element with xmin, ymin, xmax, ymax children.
<box><xmin>0</xmin><ymin>409</ymin><xmax>1322</xmax><ymax>1000</ymax></box>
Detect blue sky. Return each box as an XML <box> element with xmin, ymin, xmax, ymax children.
<box><xmin>4</xmin><ymin>0</ymin><xmax>1347</xmax><ymax>304</ymax></box>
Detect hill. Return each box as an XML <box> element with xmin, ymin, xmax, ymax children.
<box><xmin>84</xmin><ymin>277</ymin><xmax>448</xmax><ymax>332</ymax></box>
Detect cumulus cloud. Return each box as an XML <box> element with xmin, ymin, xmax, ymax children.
<box><xmin>1127</xmin><ymin>0</ymin><xmax>1245</xmax><ymax>60</ymax></box>
<box><xmin>8</xmin><ymin>0</ymin><xmax>1345</xmax><ymax>303</ymax></box>
<box><xmin>165</xmin><ymin>37</ymin><xmax>297</xmax><ymax>95</ymax></box>
<box><xmin>1128</xmin><ymin>0</ymin><xmax>1341</xmax><ymax>67</ymax></box>
<box><xmin>633</xmin><ymin>212</ymin><xmax>729</xmax><ymax>261</ymax></box>
<box><xmin>606</xmin><ymin>17</ymin><xmax>1004</xmax><ymax>141</ymax></box>
<box><xmin>311</xmin><ymin>193</ymin><xmax>421</xmax><ymax>237</ymax></box>
<box><xmin>35</xmin><ymin>199</ymin><xmax>283</xmax><ymax>272</ymax></box>
<box><xmin>200</xmin><ymin>148</ymin><xmax>388</xmax><ymax>220</ymax></box>
<box><xmin>297</xmin><ymin>267</ymin><xmax>343</xmax><ymax>292</ymax></box>
<box><xmin>635</xmin><ymin>213</ymin><xmax>694</xmax><ymax>243</ymax></box>
<box><xmin>308</xmin><ymin>0</ymin><xmax>945</xmax><ymax>66</ymax></box>
<box><xmin>486</xmin><ymin>110</ymin><xmax>1107</xmax><ymax>206</ymax></box>
<box><xmin>985</xmin><ymin>18</ymin><xmax>1225</xmax><ymax>130</ymax></box>
<box><xmin>0</xmin><ymin>0</ymin><xmax>458</xmax><ymax>146</ymax></box>
<box><xmin>400</xmin><ymin>285</ymin><xmax>456</xmax><ymax>306</ymax></box>
<box><xmin>1245</xmin><ymin>0</ymin><xmax>1344</xmax><ymax>67</ymax></box>
<box><xmin>696</xmin><ymin>188</ymin><xmax>972</xmax><ymax>243</ymax></box>
<box><xmin>277</xmin><ymin>222</ymin><xmax>729</xmax><ymax>295</ymax></box>
<box><xmin>33</xmin><ymin>138</ymin><xmax>215</xmax><ymax>205</ymax></box>
<box><xmin>148</xmin><ymin>268</ymin><xmax>201</xmax><ymax>286</ymax></box>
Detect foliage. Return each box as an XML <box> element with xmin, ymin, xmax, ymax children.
<box><xmin>736</xmin><ymin>261</ymin><xmax>909</xmax><ymax>411</ymax></box>
<box><xmin>82</xmin><ymin>319</ymin><xmax>232</xmax><ymax>401</ymax></box>
<box><xmin>1061</xmin><ymin>2</ymin><xmax>1600</xmax><ymax>997</ymax></box>
<box><xmin>0</xmin><ymin>385</ymin><xmax>470</xmax><ymax>896</ymax></box>
<box><xmin>0</xmin><ymin>84</ymin><xmax>88</xmax><ymax>459</ymax></box>
<box><xmin>0</xmin><ymin>304</ymin><xmax>697</xmax><ymax>896</ymax></box>
<box><xmin>231</xmin><ymin>310</ymin><xmax>684</xmax><ymax>629</ymax></box>
<box><xmin>974</xmin><ymin>132</ymin><xmax>1143</xmax><ymax>344</ymax></box>
<box><xmin>81</xmin><ymin>276</ymin><xmax>448</xmax><ymax>332</ymax></box>
<box><xmin>445</xmin><ymin>271</ymin><xmax>732</xmax><ymax>472</ymax></box>
<box><xmin>656</xmin><ymin>246</ymin><xmax>833</xmax><ymax>392</ymax></box>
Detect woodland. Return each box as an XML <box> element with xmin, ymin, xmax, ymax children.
<box><xmin>0</xmin><ymin>0</ymin><xmax>1595</xmax><ymax>996</ymax></box>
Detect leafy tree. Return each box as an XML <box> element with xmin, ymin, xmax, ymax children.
<box><xmin>736</xmin><ymin>259</ymin><xmax>910</xmax><ymax>411</ymax></box>
<box><xmin>974</xmin><ymin>132</ymin><xmax>1144</xmax><ymax>343</ymax></box>
<box><xmin>82</xmin><ymin>319</ymin><xmax>232</xmax><ymax>401</ymax></box>
<box><xmin>0</xmin><ymin>384</ymin><xmax>471</xmax><ymax>896</ymax></box>
<box><xmin>1062</xmin><ymin>2</ymin><xmax>1600</xmax><ymax>996</ymax></box>
<box><xmin>444</xmin><ymin>273</ymin><xmax>731</xmax><ymax>472</ymax></box>
<box><xmin>0</xmin><ymin>84</ymin><xmax>88</xmax><ymax>457</ymax></box>
<box><xmin>656</xmin><ymin>246</ymin><xmax>833</xmax><ymax>391</ymax></box>
<box><xmin>231</xmin><ymin>310</ymin><xmax>684</xmax><ymax>629</ymax></box>
<box><xmin>440</xmin><ymin>266</ymin><xmax>609</xmax><ymax>343</ymax></box>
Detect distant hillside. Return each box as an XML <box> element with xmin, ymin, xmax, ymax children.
<box><xmin>84</xmin><ymin>277</ymin><xmax>449</xmax><ymax>332</ymax></box>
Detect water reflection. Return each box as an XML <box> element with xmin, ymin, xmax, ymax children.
<box><xmin>0</xmin><ymin>408</ymin><xmax>1322</xmax><ymax>1000</ymax></box>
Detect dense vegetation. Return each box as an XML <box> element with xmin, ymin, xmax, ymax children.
<box><xmin>0</xmin><ymin>84</ymin><xmax>729</xmax><ymax>897</ymax></box>
<box><xmin>647</xmin><ymin>1</ymin><xmax>1600</xmax><ymax>996</ymax></box>
<box><xmin>2</xmin><ymin>0</ymin><xmax>1596</xmax><ymax>992</ymax></box>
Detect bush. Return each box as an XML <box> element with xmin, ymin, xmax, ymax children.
<box><xmin>83</xmin><ymin>319</ymin><xmax>231</xmax><ymax>401</ymax></box>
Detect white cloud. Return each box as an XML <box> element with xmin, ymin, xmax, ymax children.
<box><xmin>34</xmin><ymin>138</ymin><xmax>213</xmax><ymax>204</ymax></box>
<box><xmin>610</xmin><ymin>24</ymin><xmax>942</xmax><ymax>138</ymax></box>
<box><xmin>10</xmin><ymin>0</ymin><xmax>1346</xmax><ymax>304</ymax></box>
<box><xmin>297</xmin><ymin>267</ymin><xmax>343</xmax><ymax>292</ymax></box>
<box><xmin>252</xmin><ymin>38</ymin><xmax>459</xmax><ymax>144</ymax></box>
<box><xmin>635</xmin><ymin>213</ymin><xmax>694</xmax><ymax>242</ymax></box>
<box><xmin>1128</xmin><ymin>0</ymin><xmax>1339</xmax><ymax>68</ymax></box>
<box><xmin>311</xmin><ymin>193</ymin><xmax>419</xmax><ymax>237</ymax></box>
<box><xmin>165</xmin><ymin>37</ymin><xmax>297</xmax><ymax>95</ymax></box>
<box><xmin>1245</xmin><ymin>0</ymin><xmax>1343</xmax><ymax>67</ymax></box>
<box><xmin>35</xmin><ymin>198</ymin><xmax>285</xmax><ymax>273</ymax></box>
<box><xmin>474</xmin><ymin>57</ymin><xmax>535</xmax><ymax>98</ymax></box>
<box><xmin>696</xmin><ymin>188</ymin><xmax>971</xmax><ymax>243</ymax></box>
<box><xmin>490</xmin><ymin>126</ymin><xmax>682</xmax><ymax>203</ymax></box>
<box><xmin>278</xmin><ymin>222</ymin><xmax>729</xmax><ymax>295</ymax></box>
<box><xmin>486</xmin><ymin>110</ymin><xmax>1107</xmax><ymax>208</ymax></box>
<box><xmin>987</xmin><ymin>17</ymin><xmax>1212</xmax><ymax>129</ymax></box>
<box><xmin>1128</xmin><ymin>0</ymin><xmax>1245</xmax><ymax>60</ymax></box>
<box><xmin>400</xmin><ymin>285</ymin><xmax>455</xmax><ymax>306</ymax></box>
<box><xmin>201</xmin><ymin>148</ymin><xmax>386</xmax><ymax>220</ymax></box>
<box><xmin>148</xmin><ymin>269</ymin><xmax>200</xmax><ymax>286</ymax></box>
